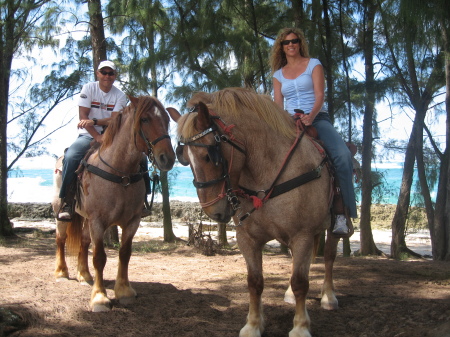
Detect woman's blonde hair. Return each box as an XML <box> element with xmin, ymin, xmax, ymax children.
<box><xmin>270</xmin><ymin>27</ymin><xmax>309</xmax><ymax>73</ymax></box>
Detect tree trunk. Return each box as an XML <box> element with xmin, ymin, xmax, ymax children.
<box><xmin>0</xmin><ymin>73</ymin><xmax>13</xmax><ymax>236</ymax></box>
<box><xmin>432</xmin><ymin>18</ymin><xmax>450</xmax><ymax>260</ymax></box>
<box><xmin>321</xmin><ymin>0</ymin><xmax>335</xmax><ymax>122</ymax></box>
<box><xmin>291</xmin><ymin>0</ymin><xmax>304</xmax><ymax>29</ymax></box>
<box><xmin>0</xmin><ymin>4</ymin><xmax>17</xmax><ymax>237</ymax></box>
<box><xmin>390</xmin><ymin>122</ymin><xmax>416</xmax><ymax>258</ymax></box>
<box><xmin>217</xmin><ymin>223</ymin><xmax>229</xmax><ymax>247</ymax></box>
<box><xmin>161</xmin><ymin>170</ymin><xmax>176</xmax><ymax>242</ymax></box>
<box><xmin>359</xmin><ymin>0</ymin><xmax>381</xmax><ymax>256</ymax></box>
<box><xmin>390</xmin><ymin>15</ymin><xmax>434</xmax><ymax>259</ymax></box>
<box><xmin>343</xmin><ymin>237</ymin><xmax>351</xmax><ymax>257</ymax></box>
<box><xmin>88</xmin><ymin>0</ymin><xmax>107</xmax><ymax>79</ymax></box>
<box><xmin>146</xmin><ymin>26</ymin><xmax>175</xmax><ymax>242</ymax></box>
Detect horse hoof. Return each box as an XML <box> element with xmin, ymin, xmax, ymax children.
<box><xmin>321</xmin><ymin>300</ymin><xmax>339</xmax><ymax>310</ymax></box>
<box><xmin>90</xmin><ymin>293</ymin><xmax>111</xmax><ymax>312</ymax></box>
<box><xmin>77</xmin><ymin>273</ymin><xmax>93</xmax><ymax>284</ymax></box>
<box><xmin>239</xmin><ymin>324</ymin><xmax>264</xmax><ymax>337</ymax></box>
<box><xmin>55</xmin><ymin>277</ymin><xmax>69</xmax><ymax>283</ymax></box>
<box><xmin>321</xmin><ymin>293</ymin><xmax>338</xmax><ymax>310</ymax></box>
<box><xmin>91</xmin><ymin>303</ymin><xmax>111</xmax><ymax>312</ymax></box>
<box><xmin>289</xmin><ymin>327</ymin><xmax>312</xmax><ymax>337</ymax></box>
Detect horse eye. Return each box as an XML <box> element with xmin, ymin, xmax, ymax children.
<box><xmin>141</xmin><ymin>118</ymin><xmax>149</xmax><ymax>123</ymax></box>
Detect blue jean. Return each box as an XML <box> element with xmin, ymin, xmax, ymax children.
<box><xmin>312</xmin><ymin>112</ymin><xmax>357</xmax><ymax>218</ymax></box>
<box><xmin>59</xmin><ymin>135</ymin><xmax>92</xmax><ymax>199</ymax></box>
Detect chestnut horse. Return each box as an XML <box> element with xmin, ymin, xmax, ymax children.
<box><xmin>52</xmin><ymin>96</ymin><xmax>175</xmax><ymax>312</ymax></box>
<box><xmin>168</xmin><ymin>88</ymin><xmax>340</xmax><ymax>337</ymax></box>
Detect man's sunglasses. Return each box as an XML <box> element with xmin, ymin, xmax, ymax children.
<box><xmin>99</xmin><ymin>70</ymin><xmax>116</xmax><ymax>76</ymax></box>
<box><xmin>281</xmin><ymin>38</ymin><xmax>300</xmax><ymax>46</ymax></box>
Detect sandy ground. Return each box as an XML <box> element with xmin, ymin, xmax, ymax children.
<box><xmin>10</xmin><ymin>218</ymin><xmax>433</xmax><ymax>257</ymax></box>
<box><xmin>1</xmin><ymin>219</ymin><xmax>449</xmax><ymax>337</ymax></box>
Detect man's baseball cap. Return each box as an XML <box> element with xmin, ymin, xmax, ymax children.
<box><xmin>97</xmin><ymin>60</ymin><xmax>116</xmax><ymax>71</ymax></box>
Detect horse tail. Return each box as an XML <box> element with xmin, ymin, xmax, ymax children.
<box><xmin>66</xmin><ymin>213</ymin><xmax>84</xmax><ymax>256</ymax></box>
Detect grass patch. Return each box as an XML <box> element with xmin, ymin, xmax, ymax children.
<box><xmin>133</xmin><ymin>239</ymin><xmax>180</xmax><ymax>253</ymax></box>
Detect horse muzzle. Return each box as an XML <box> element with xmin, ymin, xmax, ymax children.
<box><xmin>153</xmin><ymin>151</ymin><xmax>175</xmax><ymax>171</ymax></box>
<box><xmin>203</xmin><ymin>199</ymin><xmax>236</xmax><ymax>223</ymax></box>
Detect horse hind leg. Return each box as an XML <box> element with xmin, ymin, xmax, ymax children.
<box><xmin>77</xmin><ymin>218</ymin><xmax>93</xmax><ymax>285</ymax></box>
<box><xmin>114</xmin><ymin>223</ymin><xmax>139</xmax><ymax>305</ymax></box>
<box><xmin>55</xmin><ymin>220</ymin><xmax>69</xmax><ymax>280</ymax></box>
<box><xmin>320</xmin><ymin>230</ymin><xmax>339</xmax><ymax>310</ymax></box>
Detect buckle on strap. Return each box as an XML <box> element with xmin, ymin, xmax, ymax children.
<box><xmin>121</xmin><ymin>176</ymin><xmax>131</xmax><ymax>186</ymax></box>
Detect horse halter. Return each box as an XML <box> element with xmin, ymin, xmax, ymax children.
<box><xmin>136</xmin><ymin>106</ymin><xmax>170</xmax><ymax>163</ymax></box>
<box><xmin>139</xmin><ymin>128</ymin><xmax>170</xmax><ymax>162</ymax></box>
<box><xmin>176</xmin><ymin>122</ymin><xmax>242</xmax><ymax>210</ymax></box>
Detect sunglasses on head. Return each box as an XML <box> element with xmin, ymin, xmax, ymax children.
<box><xmin>99</xmin><ymin>70</ymin><xmax>116</xmax><ymax>76</ymax></box>
<box><xmin>281</xmin><ymin>38</ymin><xmax>300</xmax><ymax>46</ymax></box>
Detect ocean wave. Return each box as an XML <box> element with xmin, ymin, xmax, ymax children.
<box><xmin>371</xmin><ymin>162</ymin><xmax>403</xmax><ymax>169</ymax></box>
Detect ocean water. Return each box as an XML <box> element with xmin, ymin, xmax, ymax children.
<box><xmin>7</xmin><ymin>156</ymin><xmax>436</xmax><ymax>205</ymax></box>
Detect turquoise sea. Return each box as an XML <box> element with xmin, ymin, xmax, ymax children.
<box><xmin>7</xmin><ymin>158</ymin><xmax>436</xmax><ymax>205</ymax></box>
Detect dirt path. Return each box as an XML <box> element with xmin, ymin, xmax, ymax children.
<box><xmin>1</xmin><ymin>221</ymin><xmax>449</xmax><ymax>337</ymax></box>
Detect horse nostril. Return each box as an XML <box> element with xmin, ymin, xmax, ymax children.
<box><xmin>157</xmin><ymin>154</ymin><xmax>175</xmax><ymax>170</ymax></box>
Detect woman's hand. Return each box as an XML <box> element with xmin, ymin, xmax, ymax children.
<box><xmin>301</xmin><ymin>114</ymin><xmax>314</xmax><ymax>126</ymax></box>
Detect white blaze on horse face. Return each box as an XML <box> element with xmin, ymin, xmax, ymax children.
<box><xmin>154</xmin><ymin>106</ymin><xmax>163</xmax><ymax>120</ymax></box>
<box><xmin>187</xmin><ymin>146</ymin><xmax>198</xmax><ymax>171</ymax></box>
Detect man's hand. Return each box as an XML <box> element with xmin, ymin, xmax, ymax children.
<box><xmin>78</xmin><ymin>119</ymin><xmax>95</xmax><ymax>129</ymax></box>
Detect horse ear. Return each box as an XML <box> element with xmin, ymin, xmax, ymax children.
<box><xmin>129</xmin><ymin>96</ymin><xmax>139</xmax><ymax>107</ymax></box>
<box><xmin>195</xmin><ymin>101</ymin><xmax>211</xmax><ymax>129</ymax></box>
<box><xmin>167</xmin><ymin>107</ymin><xmax>181</xmax><ymax>122</ymax></box>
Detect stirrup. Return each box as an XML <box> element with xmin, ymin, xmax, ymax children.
<box><xmin>56</xmin><ymin>201</ymin><xmax>73</xmax><ymax>221</ymax></box>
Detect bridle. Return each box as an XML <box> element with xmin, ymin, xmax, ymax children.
<box><xmin>176</xmin><ymin>112</ymin><xmax>246</xmax><ymax>212</ymax></box>
<box><xmin>136</xmin><ymin>105</ymin><xmax>171</xmax><ymax>163</ymax></box>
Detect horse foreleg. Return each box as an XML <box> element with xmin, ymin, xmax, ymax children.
<box><xmin>55</xmin><ymin>220</ymin><xmax>69</xmax><ymax>280</ymax></box>
<box><xmin>77</xmin><ymin>220</ymin><xmax>93</xmax><ymax>284</ymax></box>
<box><xmin>320</xmin><ymin>230</ymin><xmax>339</xmax><ymax>310</ymax></box>
<box><xmin>89</xmin><ymin>227</ymin><xmax>110</xmax><ymax>312</ymax></box>
<box><xmin>238</xmin><ymin>236</ymin><xmax>265</xmax><ymax>337</ymax></box>
<box><xmin>114</xmin><ymin>223</ymin><xmax>138</xmax><ymax>304</ymax></box>
<box><xmin>289</xmin><ymin>237</ymin><xmax>315</xmax><ymax>337</ymax></box>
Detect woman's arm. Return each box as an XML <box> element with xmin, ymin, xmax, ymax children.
<box><xmin>301</xmin><ymin>64</ymin><xmax>325</xmax><ymax>126</ymax></box>
<box><xmin>273</xmin><ymin>77</ymin><xmax>284</xmax><ymax>109</ymax></box>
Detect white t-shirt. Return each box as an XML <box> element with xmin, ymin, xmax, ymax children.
<box><xmin>273</xmin><ymin>58</ymin><xmax>324</xmax><ymax>115</ymax></box>
<box><xmin>77</xmin><ymin>82</ymin><xmax>127</xmax><ymax>136</ymax></box>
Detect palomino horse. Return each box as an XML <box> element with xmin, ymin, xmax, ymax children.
<box><xmin>168</xmin><ymin>88</ymin><xmax>340</xmax><ymax>337</ymax></box>
<box><xmin>52</xmin><ymin>95</ymin><xmax>175</xmax><ymax>312</ymax></box>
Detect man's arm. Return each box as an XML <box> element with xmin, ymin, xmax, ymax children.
<box><xmin>77</xmin><ymin>106</ymin><xmax>103</xmax><ymax>142</ymax></box>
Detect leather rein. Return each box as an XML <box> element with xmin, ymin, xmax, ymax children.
<box><xmin>180</xmin><ymin>110</ymin><xmax>329</xmax><ymax>226</ymax></box>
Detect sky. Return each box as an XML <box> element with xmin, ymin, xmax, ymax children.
<box><xmin>8</xmin><ymin>43</ymin><xmax>447</xmax><ymax>172</ymax></box>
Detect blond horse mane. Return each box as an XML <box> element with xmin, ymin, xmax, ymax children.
<box><xmin>178</xmin><ymin>88</ymin><xmax>296</xmax><ymax>140</ymax></box>
<box><xmin>101</xmin><ymin>96</ymin><xmax>168</xmax><ymax>151</ymax></box>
